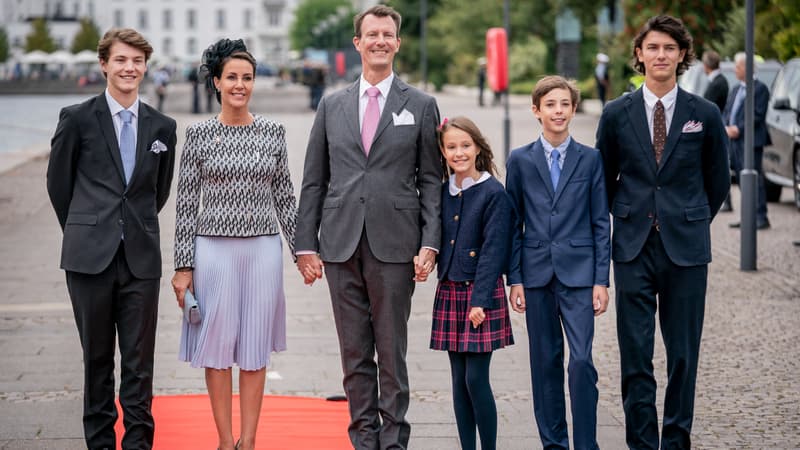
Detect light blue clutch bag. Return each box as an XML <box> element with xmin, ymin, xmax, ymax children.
<box><xmin>183</xmin><ymin>289</ymin><xmax>201</xmax><ymax>325</ymax></box>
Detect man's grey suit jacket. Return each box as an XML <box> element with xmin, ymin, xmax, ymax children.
<box><xmin>296</xmin><ymin>76</ymin><xmax>442</xmax><ymax>263</ymax></box>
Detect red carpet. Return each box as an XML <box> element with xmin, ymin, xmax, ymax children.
<box><xmin>114</xmin><ymin>394</ymin><xmax>352</xmax><ymax>449</ymax></box>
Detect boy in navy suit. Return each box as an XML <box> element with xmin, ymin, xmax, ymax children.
<box><xmin>507</xmin><ymin>76</ymin><xmax>610</xmax><ymax>450</ymax></box>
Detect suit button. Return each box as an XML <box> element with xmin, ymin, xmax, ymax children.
<box><xmin>450</xmin><ymin>239</ymin><xmax>455</xmax><ymax>246</ymax></box>
<box><xmin>656</xmin><ymin>186</ymin><xmax>661</xmax><ymax>190</ymax></box>
<box><xmin>359</xmin><ymin>197</ymin><xmax>365</xmax><ymax>203</ymax></box>
<box><xmin>454</xmin><ymin>215</ymin><xmax>459</xmax><ymax>221</ymax></box>
<box><xmin>647</xmin><ymin>212</ymin><xmax>654</xmax><ymax>219</ymax></box>
<box><xmin>122</xmin><ymin>196</ymin><xmax>127</xmax><ymax>202</ymax></box>
<box><xmin>469</xmin><ymin>251</ymin><xmax>476</xmax><ymax>257</ymax></box>
<box><xmin>118</xmin><ymin>219</ymin><xmax>124</xmax><ymax>226</ymax></box>
<box><xmin>551</xmin><ymin>210</ymin><xmax>557</xmax><ymax>216</ymax></box>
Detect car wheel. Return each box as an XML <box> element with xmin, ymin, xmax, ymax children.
<box><xmin>765</xmin><ymin>178</ymin><xmax>783</xmax><ymax>202</ymax></box>
<box><xmin>794</xmin><ymin>146</ymin><xmax>800</xmax><ymax>210</ymax></box>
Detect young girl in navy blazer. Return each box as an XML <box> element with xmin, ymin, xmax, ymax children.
<box><xmin>428</xmin><ymin>116</ymin><xmax>514</xmax><ymax>450</ymax></box>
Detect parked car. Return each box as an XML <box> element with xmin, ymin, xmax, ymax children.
<box><xmin>763</xmin><ymin>58</ymin><xmax>800</xmax><ymax>209</ymax></box>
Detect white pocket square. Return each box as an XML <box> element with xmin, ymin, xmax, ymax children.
<box><xmin>392</xmin><ymin>109</ymin><xmax>415</xmax><ymax>126</ymax></box>
<box><xmin>149</xmin><ymin>139</ymin><xmax>168</xmax><ymax>153</ymax></box>
<box><xmin>681</xmin><ymin>120</ymin><xmax>703</xmax><ymax>133</ymax></box>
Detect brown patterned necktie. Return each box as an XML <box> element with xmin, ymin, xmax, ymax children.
<box><xmin>653</xmin><ymin>100</ymin><xmax>666</xmax><ymax>164</ymax></box>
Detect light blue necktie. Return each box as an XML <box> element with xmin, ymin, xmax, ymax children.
<box><xmin>729</xmin><ymin>85</ymin><xmax>745</xmax><ymax>126</ymax></box>
<box><xmin>119</xmin><ymin>110</ymin><xmax>136</xmax><ymax>184</ymax></box>
<box><xmin>550</xmin><ymin>148</ymin><xmax>561</xmax><ymax>190</ymax></box>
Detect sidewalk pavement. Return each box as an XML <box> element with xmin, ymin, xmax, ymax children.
<box><xmin>0</xmin><ymin>82</ymin><xmax>798</xmax><ymax>449</ymax></box>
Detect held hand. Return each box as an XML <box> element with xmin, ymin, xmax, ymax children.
<box><xmin>413</xmin><ymin>248</ymin><xmax>436</xmax><ymax>282</ymax></box>
<box><xmin>593</xmin><ymin>285</ymin><xmax>610</xmax><ymax>316</ymax></box>
<box><xmin>296</xmin><ymin>254</ymin><xmax>324</xmax><ymax>286</ymax></box>
<box><xmin>725</xmin><ymin>125</ymin><xmax>740</xmax><ymax>139</ymax></box>
<box><xmin>509</xmin><ymin>285</ymin><xmax>526</xmax><ymax>313</ymax></box>
<box><xmin>469</xmin><ymin>307</ymin><xmax>486</xmax><ymax>328</ymax></box>
<box><xmin>171</xmin><ymin>271</ymin><xmax>194</xmax><ymax>308</ymax></box>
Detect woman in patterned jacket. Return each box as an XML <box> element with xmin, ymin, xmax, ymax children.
<box><xmin>171</xmin><ymin>39</ymin><xmax>297</xmax><ymax>450</ymax></box>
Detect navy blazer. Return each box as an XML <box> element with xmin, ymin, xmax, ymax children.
<box><xmin>436</xmin><ymin>176</ymin><xmax>513</xmax><ymax>309</ymax></box>
<box><xmin>722</xmin><ymin>80</ymin><xmax>772</xmax><ymax>148</ymax></box>
<box><xmin>506</xmin><ymin>138</ymin><xmax>610</xmax><ymax>289</ymax></box>
<box><xmin>596</xmin><ymin>87</ymin><xmax>730</xmax><ymax>266</ymax></box>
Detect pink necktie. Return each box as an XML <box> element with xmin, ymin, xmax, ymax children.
<box><xmin>361</xmin><ymin>87</ymin><xmax>380</xmax><ymax>155</ymax></box>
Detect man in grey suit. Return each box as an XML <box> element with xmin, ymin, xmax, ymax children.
<box><xmin>46</xmin><ymin>28</ymin><xmax>176</xmax><ymax>449</ymax></box>
<box><xmin>295</xmin><ymin>5</ymin><xmax>441</xmax><ymax>449</ymax></box>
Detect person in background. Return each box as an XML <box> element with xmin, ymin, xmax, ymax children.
<box><xmin>595</xmin><ymin>53</ymin><xmax>610</xmax><ymax>106</ymax></box>
<box><xmin>596</xmin><ymin>15</ymin><xmax>730</xmax><ymax>448</ymax></box>
<box><xmin>702</xmin><ymin>49</ymin><xmax>732</xmax><ymax>212</ymax></box>
<box><xmin>294</xmin><ymin>5</ymin><xmax>441</xmax><ymax>448</ymax></box>
<box><xmin>430</xmin><ymin>116</ymin><xmax>514</xmax><ymax>450</ymax></box>
<box><xmin>477</xmin><ymin>58</ymin><xmax>487</xmax><ymax>107</ymax></box>
<box><xmin>723</xmin><ymin>51</ymin><xmax>772</xmax><ymax>229</ymax></box>
<box><xmin>152</xmin><ymin>65</ymin><xmax>169</xmax><ymax>112</ymax></box>
<box><xmin>46</xmin><ymin>28</ymin><xmax>176</xmax><ymax>449</ymax></box>
<box><xmin>171</xmin><ymin>38</ymin><xmax>297</xmax><ymax>450</ymax></box>
<box><xmin>507</xmin><ymin>75</ymin><xmax>610</xmax><ymax>450</ymax></box>
<box><xmin>188</xmin><ymin>63</ymin><xmax>201</xmax><ymax>114</ymax></box>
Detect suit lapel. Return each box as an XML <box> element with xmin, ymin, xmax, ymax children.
<box><xmin>658</xmin><ymin>88</ymin><xmax>693</xmax><ymax>173</ymax></box>
<box><xmin>553</xmin><ymin>140</ymin><xmax>583</xmax><ymax>206</ymax></box>
<box><xmin>530</xmin><ymin>140</ymin><xmax>554</xmax><ymax>199</ymax></box>
<box><xmin>95</xmin><ymin>94</ymin><xmax>126</xmax><ymax>184</ymax></box>
<box><xmin>626</xmin><ymin>89</ymin><xmax>658</xmax><ymax>174</ymax></box>
<box><xmin>131</xmin><ymin>103</ymin><xmax>152</xmax><ymax>187</ymax></box>
<box><xmin>344</xmin><ymin>81</ymin><xmax>362</xmax><ymax>154</ymax></box>
<box><xmin>370</xmin><ymin>76</ymin><xmax>410</xmax><ymax>154</ymax></box>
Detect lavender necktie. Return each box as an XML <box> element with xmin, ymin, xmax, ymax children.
<box><xmin>361</xmin><ymin>87</ymin><xmax>380</xmax><ymax>155</ymax></box>
<box><xmin>119</xmin><ymin>110</ymin><xmax>136</xmax><ymax>184</ymax></box>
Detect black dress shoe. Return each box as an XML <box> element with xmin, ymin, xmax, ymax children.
<box><xmin>720</xmin><ymin>202</ymin><xmax>733</xmax><ymax>212</ymax></box>
<box><xmin>757</xmin><ymin>220</ymin><xmax>771</xmax><ymax>230</ymax></box>
<box><xmin>729</xmin><ymin>221</ymin><xmax>741</xmax><ymax>228</ymax></box>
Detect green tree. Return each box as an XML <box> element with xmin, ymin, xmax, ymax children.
<box><xmin>71</xmin><ymin>18</ymin><xmax>101</xmax><ymax>53</ymax></box>
<box><xmin>25</xmin><ymin>18</ymin><xmax>57</xmax><ymax>53</ymax></box>
<box><xmin>289</xmin><ymin>0</ymin><xmax>354</xmax><ymax>51</ymax></box>
<box><xmin>0</xmin><ymin>27</ymin><xmax>9</xmax><ymax>63</ymax></box>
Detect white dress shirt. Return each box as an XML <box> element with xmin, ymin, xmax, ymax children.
<box><xmin>358</xmin><ymin>73</ymin><xmax>394</xmax><ymax>129</ymax></box>
<box><xmin>104</xmin><ymin>88</ymin><xmax>140</xmax><ymax>147</ymax></box>
<box><xmin>540</xmin><ymin>135</ymin><xmax>572</xmax><ymax>170</ymax></box>
<box><xmin>642</xmin><ymin>83</ymin><xmax>678</xmax><ymax>143</ymax></box>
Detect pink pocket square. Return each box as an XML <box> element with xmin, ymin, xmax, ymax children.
<box><xmin>682</xmin><ymin>120</ymin><xmax>703</xmax><ymax>133</ymax></box>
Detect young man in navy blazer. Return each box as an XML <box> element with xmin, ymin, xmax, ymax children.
<box><xmin>596</xmin><ymin>15</ymin><xmax>730</xmax><ymax>449</ymax></box>
<box><xmin>507</xmin><ymin>76</ymin><xmax>610</xmax><ymax>450</ymax></box>
<box><xmin>47</xmin><ymin>28</ymin><xmax>176</xmax><ymax>449</ymax></box>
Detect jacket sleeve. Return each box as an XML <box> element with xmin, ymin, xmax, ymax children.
<box><xmin>46</xmin><ymin>106</ymin><xmax>80</xmax><ymax>230</ymax></box>
<box><xmin>270</xmin><ymin>124</ymin><xmax>298</xmax><ymax>256</ymax></box>
<box><xmin>504</xmin><ymin>154</ymin><xmax>524</xmax><ymax>286</ymax></box>
<box><xmin>595</xmin><ymin>109</ymin><xmax>619</xmax><ymax>208</ymax></box>
<box><xmin>173</xmin><ymin>125</ymin><xmax>202</xmax><ymax>269</ymax></box>
<box><xmin>470</xmin><ymin>189</ymin><xmax>513</xmax><ymax>309</ymax></box>
<box><xmin>295</xmin><ymin>96</ymin><xmax>330</xmax><ymax>254</ymax></box>
<box><xmin>156</xmin><ymin>118</ymin><xmax>177</xmax><ymax>213</ymax></box>
<box><xmin>416</xmin><ymin>96</ymin><xmax>443</xmax><ymax>251</ymax></box>
<box><xmin>702</xmin><ymin>105</ymin><xmax>732</xmax><ymax>218</ymax></box>
<box><xmin>589</xmin><ymin>151</ymin><xmax>611</xmax><ymax>286</ymax></box>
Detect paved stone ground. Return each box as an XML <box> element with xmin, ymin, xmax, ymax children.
<box><xmin>0</xmin><ymin>82</ymin><xmax>798</xmax><ymax>449</ymax></box>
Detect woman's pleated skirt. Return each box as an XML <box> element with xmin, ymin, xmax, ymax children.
<box><xmin>179</xmin><ymin>234</ymin><xmax>287</xmax><ymax>371</ymax></box>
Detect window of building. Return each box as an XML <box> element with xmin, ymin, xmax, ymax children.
<box><xmin>187</xmin><ymin>9</ymin><xmax>196</xmax><ymax>29</ymax></box>
<box><xmin>73</xmin><ymin>1</ymin><xmax>79</xmax><ymax>17</ymax></box>
<box><xmin>113</xmin><ymin>9</ymin><xmax>124</xmax><ymax>28</ymax></box>
<box><xmin>187</xmin><ymin>38</ymin><xmax>197</xmax><ymax>56</ymax></box>
<box><xmin>216</xmin><ymin>10</ymin><xmax>225</xmax><ymax>30</ymax></box>
<box><xmin>163</xmin><ymin>9</ymin><xmax>172</xmax><ymax>30</ymax></box>
<box><xmin>138</xmin><ymin>10</ymin><xmax>148</xmax><ymax>30</ymax></box>
<box><xmin>163</xmin><ymin>38</ymin><xmax>172</xmax><ymax>56</ymax></box>
<box><xmin>243</xmin><ymin>9</ymin><xmax>252</xmax><ymax>30</ymax></box>
<box><xmin>267</xmin><ymin>7</ymin><xmax>281</xmax><ymax>27</ymax></box>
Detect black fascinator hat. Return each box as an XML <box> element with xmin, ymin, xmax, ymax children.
<box><xmin>199</xmin><ymin>38</ymin><xmax>256</xmax><ymax>104</ymax></box>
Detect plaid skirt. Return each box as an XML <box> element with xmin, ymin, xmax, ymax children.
<box><xmin>430</xmin><ymin>277</ymin><xmax>514</xmax><ymax>353</ymax></box>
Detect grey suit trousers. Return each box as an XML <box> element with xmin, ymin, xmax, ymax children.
<box><xmin>325</xmin><ymin>230</ymin><xmax>415</xmax><ymax>450</ymax></box>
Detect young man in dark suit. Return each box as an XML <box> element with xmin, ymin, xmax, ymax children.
<box><xmin>295</xmin><ymin>5</ymin><xmax>441</xmax><ymax>449</ymax></box>
<box><xmin>723</xmin><ymin>51</ymin><xmax>772</xmax><ymax>229</ymax></box>
<box><xmin>702</xmin><ymin>50</ymin><xmax>732</xmax><ymax>211</ymax></box>
<box><xmin>595</xmin><ymin>15</ymin><xmax>730</xmax><ymax>449</ymax></box>
<box><xmin>507</xmin><ymin>76</ymin><xmax>610</xmax><ymax>450</ymax></box>
<box><xmin>46</xmin><ymin>28</ymin><xmax>176</xmax><ymax>450</ymax></box>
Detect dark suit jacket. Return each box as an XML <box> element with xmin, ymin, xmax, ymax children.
<box><xmin>722</xmin><ymin>80</ymin><xmax>772</xmax><ymax>149</ymax></box>
<box><xmin>703</xmin><ymin>73</ymin><xmax>729</xmax><ymax>113</ymax></box>
<box><xmin>295</xmin><ymin>76</ymin><xmax>442</xmax><ymax>263</ymax></box>
<box><xmin>506</xmin><ymin>138</ymin><xmax>610</xmax><ymax>288</ymax></box>
<box><xmin>436</xmin><ymin>177</ymin><xmax>513</xmax><ymax>309</ymax></box>
<box><xmin>47</xmin><ymin>93</ymin><xmax>177</xmax><ymax>279</ymax></box>
<box><xmin>596</xmin><ymin>88</ymin><xmax>730</xmax><ymax>266</ymax></box>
